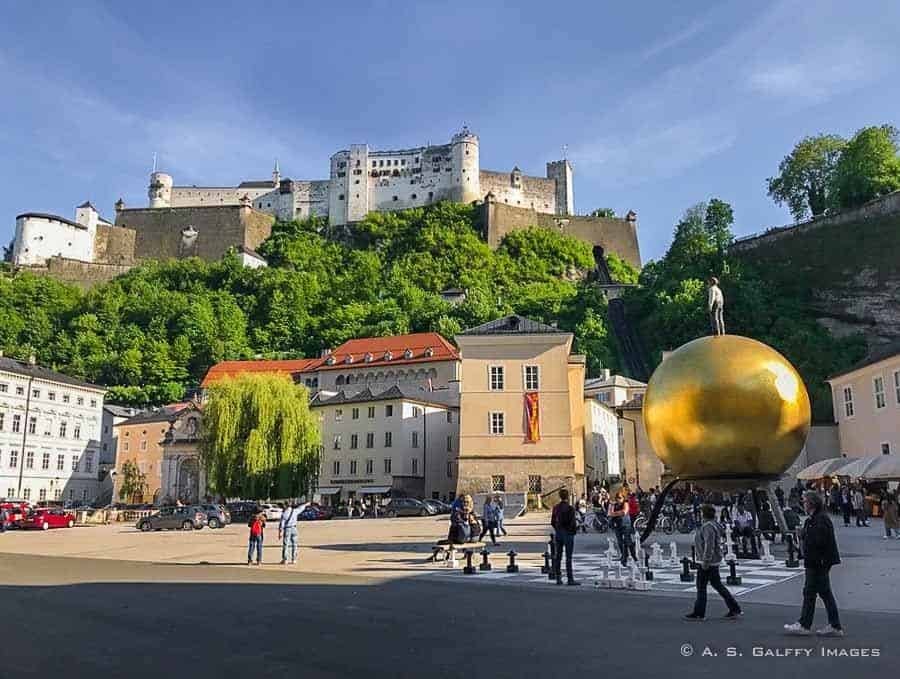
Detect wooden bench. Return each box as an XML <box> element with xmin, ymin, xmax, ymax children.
<box><xmin>429</xmin><ymin>541</ymin><xmax>487</xmax><ymax>564</ymax></box>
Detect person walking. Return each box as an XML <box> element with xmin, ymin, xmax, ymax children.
<box><xmin>495</xmin><ymin>495</ymin><xmax>508</xmax><ymax>537</ymax></box>
<box><xmin>852</xmin><ymin>487</ymin><xmax>868</xmax><ymax>527</ymax></box>
<box><xmin>840</xmin><ymin>486</ymin><xmax>852</xmax><ymax>527</ymax></box>
<box><xmin>784</xmin><ymin>491</ymin><xmax>843</xmax><ymax>637</ymax></box>
<box><xmin>550</xmin><ymin>489</ymin><xmax>579</xmax><ymax>586</ymax></box>
<box><xmin>247</xmin><ymin>510</ymin><xmax>265</xmax><ymax>566</ymax></box>
<box><xmin>610</xmin><ymin>490</ymin><xmax>637</xmax><ymax>566</ymax></box>
<box><xmin>685</xmin><ymin>504</ymin><xmax>742</xmax><ymax>621</ymax></box>
<box><xmin>882</xmin><ymin>491</ymin><xmax>899</xmax><ymax>539</ymax></box>
<box><xmin>478</xmin><ymin>496</ymin><xmax>498</xmax><ymax>545</ymax></box>
<box><xmin>708</xmin><ymin>276</ymin><xmax>725</xmax><ymax>336</ymax></box>
<box><xmin>279</xmin><ymin>500</ymin><xmax>301</xmax><ymax>565</ymax></box>
<box><xmin>0</xmin><ymin>506</ymin><xmax>7</xmax><ymax>534</ymax></box>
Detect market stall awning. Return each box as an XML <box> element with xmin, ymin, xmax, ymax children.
<box><xmin>315</xmin><ymin>486</ymin><xmax>342</xmax><ymax>495</ymax></box>
<box><xmin>856</xmin><ymin>455</ymin><xmax>900</xmax><ymax>480</ymax></box>
<box><xmin>358</xmin><ymin>485</ymin><xmax>392</xmax><ymax>494</ymax></box>
<box><xmin>833</xmin><ymin>456</ymin><xmax>881</xmax><ymax>479</ymax></box>
<box><xmin>796</xmin><ymin>458</ymin><xmax>849</xmax><ymax>480</ymax></box>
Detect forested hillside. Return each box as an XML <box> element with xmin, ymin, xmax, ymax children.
<box><xmin>0</xmin><ymin>203</ymin><xmax>632</xmax><ymax>405</ymax></box>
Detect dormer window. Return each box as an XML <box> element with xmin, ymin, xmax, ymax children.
<box><xmin>325</xmin><ymin>356</ymin><xmax>336</xmax><ymax>366</ymax></box>
<box><xmin>404</xmin><ymin>349</ymin><xmax>413</xmax><ymax>359</ymax></box>
<box><xmin>364</xmin><ymin>352</ymin><xmax>373</xmax><ymax>363</ymax></box>
<box><xmin>384</xmin><ymin>351</ymin><xmax>393</xmax><ymax>361</ymax></box>
<box><xmin>344</xmin><ymin>355</ymin><xmax>354</xmax><ymax>364</ymax></box>
<box><xmin>424</xmin><ymin>347</ymin><xmax>434</xmax><ymax>357</ymax></box>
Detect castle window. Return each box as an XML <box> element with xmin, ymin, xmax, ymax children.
<box><xmin>428</xmin><ymin>192</ymin><xmax>434</xmax><ymax>200</ymax></box>
<box><xmin>415</xmin><ymin>157</ymin><xmax>419</xmax><ymax>163</ymax></box>
<box><xmin>393</xmin><ymin>196</ymin><xmax>398</xmax><ymax>201</ymax></box>
<box><xmin>394</xmin><ymin>160</ymin><xmax>399</xmax><ymax>166</ymax></box>
<box><xmin>379</xmin><ymin>160</ymin><xmax>384</xmax><ymax>167</ymax></box>
<box><xmin>401</xmin><ymin>159</ymin><xmax>406</xmax><ymax>166</ymax></box>
<box><xmin>338</xmin><ymin>194</ymin><xmax>345</xmax><ymax>201</ymax></box>
<box><xmin>411</xmin><ymin>194</ymin><xmax>417</xmax><ymax>200</ymax></box>
<box><xmin>266</xmin><ymin>203</ymin><xmax>271</xmax><ymax>208</ymax></box>
<box><xmin>356</xmin><ymin>159</ymin><xmax>360</xmax><ymax>167</ymax></box>
<box><xmin>355</xmin><ymin>180</ymin><xmax>360</xmax><ymax>184</ymax></box>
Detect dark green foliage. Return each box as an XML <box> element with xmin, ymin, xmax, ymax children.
<box><xmin>831</xmin><ymin>125</ymin><xmax>900</xmax><ymax>209</ymax></box>
<box><xmin>0</xmin><ymin>204</ymin><xmax>618</xmax><ymax>405</ymax></box>
<box><xmin>767</xmin><ymin>134</ymin><xmax>846</xmax><ymax>221</ymax></box>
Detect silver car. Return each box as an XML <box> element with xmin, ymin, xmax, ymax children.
<box><xmin>136</xmin><ymin>506</ymin><xmax>208</xmax><ymax>531</ymax></box>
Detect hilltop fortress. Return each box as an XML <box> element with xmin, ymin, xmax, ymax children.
<box><xmin>12</xmin><ymin>129</ymin><xmax>640</xmax><ymax>286</ymax></box>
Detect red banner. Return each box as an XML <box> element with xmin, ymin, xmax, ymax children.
<box><xmin>524</xmin><ymin>392</ymin><xmax>540</xmax><ymax>443</ymax></box>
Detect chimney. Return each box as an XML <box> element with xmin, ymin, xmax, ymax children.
<box><xmin>602</xmin><ymin>368</ymin><xmax>611</xmax><ymax>380</ymax></box>
<box><xmin>321</xmin><ymin>348</ymin><xmax>332</xmax><ymax>358</ymax></box>
<box><xmin>28</xmin><ymin>354</ymin><xmax>37</xmax><ymax>366</ymax></box>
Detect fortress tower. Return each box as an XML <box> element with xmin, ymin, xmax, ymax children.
<box><xmin>451</xmin><ymin>127</ymin><xmax>480</xmax><ymax>204</ymax></box>
<box><xmin>148</xmin><ymin>172</ymin><xmax>173</xmax><ymax>208</ymax></box>
<box><xmin>546</xmin><ymin>160</ymin><xmax>573</xmax><ymax>216</ymax></box>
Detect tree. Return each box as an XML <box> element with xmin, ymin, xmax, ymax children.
<box><xmin>2</xmin><ymin>238</ymin><xmax>13</xmax><ymax>262</ymax></box>
<box><xmin>831</xmin><ymin>125</ymin><xmax>900</xmax><ymax>209</ymax></box>
<box><xmin>590</xmin><ymin>208</ymin><xmax>617</xmax><ymax>218</ymax></box>
<box><xmin>703</xmin><ymin>198</ymin><xmax>734</xmax><ymax>262</ymax></box>
<box><xmin>767</xmin><ymin>134</ymin><xmax>846</xmax><ymax>221</ymax></box>
<box><xmin>118</xmin><ymin>459</ymin><xmax>147</xmax><ymax>502</ymax></box>
<box><xmin>200</xmin><ymin>374</ymin><xmax>320</xmax><ymax>499</ymax></box>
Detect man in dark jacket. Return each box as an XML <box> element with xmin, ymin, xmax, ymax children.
<box><xmin>551</xmin><ymin>489</ymin><xmax>579</xmax><ymax>586</ymax></box>
<box><xmin>784</xmin><ymin>491</ymin><xmax>843</xmax><ymax>637</ymax></box>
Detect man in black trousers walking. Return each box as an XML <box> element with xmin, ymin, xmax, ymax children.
<box><xmin>784</xmin><ymin>491</ymin><xmax>844</xmax><ymax>637</ymax></box>
<box><xmin>685</xmin><ymin>504</ymin><xmax>742</xmax><ymax>621</ymax></box>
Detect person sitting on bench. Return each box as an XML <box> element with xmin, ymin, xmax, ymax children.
<box><xmin>448</xmin><ymin>494</ymin><xmax>475</xmax><ymax>544</ymax></box>
<box><xmin>732</xmin><ymin>505</ymin><xmax>755</xmax><ymax>554</ymax></box>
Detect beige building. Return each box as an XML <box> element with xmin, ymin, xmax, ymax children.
<box><xmin>584</xmin><ymin>370</ymin><xmax>646</xmax><ymax>406</ymax></box>
<box><xmin>455</xmin><ymin>316</ymin><xmax>586</xmax><ymax>498</ymax></box>
<box><xmin>616</xmin><ymin>395</ymin><xmax>666</xmax><ymax>490</ymax></box>
<box><xmin>826</xmin><ymin>344</ymin><xmax>900</xmax><ymax>458</ymax></box>
<box><xmin>312</xmin><ymin>386</ymin><xmax>458</xmax><ymax>503</ymax></box>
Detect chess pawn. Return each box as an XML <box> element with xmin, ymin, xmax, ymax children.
<box><xmin>668</xmin><ymin>541</ymin><xmax>678</xmax><ymax>566</ymax></box>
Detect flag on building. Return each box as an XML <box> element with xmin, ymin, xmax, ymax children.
<box><xmin>524</xmin><ymin>392</ymin><xmax>540</xmax><ymax>443</ymax></box>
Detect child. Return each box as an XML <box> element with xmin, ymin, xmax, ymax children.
<box><xmin>248</xmin><ymin>511</ymin><xmax>265</xmax><ymax>566</ymax></box>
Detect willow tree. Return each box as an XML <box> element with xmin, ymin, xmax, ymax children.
<box><xmin>200</xmin><ymin>373</ymin><xmax>320</xmax><ymax>500</ymax></box>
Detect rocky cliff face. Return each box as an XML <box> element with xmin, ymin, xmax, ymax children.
<box><xmin>731</xmin><ymin>195</ymin><xmax>900</xmax><ymax>349</ymax></box>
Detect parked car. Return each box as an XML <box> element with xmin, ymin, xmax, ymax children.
<box><xmin>259</xmin><ymin>503</ymin><xmax>283</xmax><ymax>521</ymax></box>
<box><xmin>299</xmin><ymin>504</ymin><xmax>333</xmax><ymax>521</ymax></box>
<box><xmin>226</xmin><ymin>501</ymin><xmax>259</xmax><ymax>523</ymax></box>
<box><xmin>197</xmin><ymin>504</ymin><xmax>230</xmax><ymax>528</ymax></box>
<box><xmin>20</xmin><ymin>508</ymin><xmax>76</xmax><ymax>530</ymax></box>
<box><xmin>423</xmin><ymin>500</ymin><xmax>451</xmax><ymax>515</ymax></box>
<box><xmin>1</xmin><ymin>500</ymin><xmax>31</xmax><ymax>529</ymax></box>
<box><xmin>136</xmin><ymin>506</ymin><xmax>207</xmax><ymax>531</ymax></box>
<box><xmin>383</xmin><ymin>498</ymin><xmax>434</xmax><ymax>518</ymax></box>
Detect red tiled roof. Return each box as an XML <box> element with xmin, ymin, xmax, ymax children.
<box><xmin>311</xmin><ymin>332</ymin><xmax>458</xmax><ymax>371</ymax></box>
<box><xmin>200</xmin><ymin>359</ymin><xmax>319</xmax><ymax>388</ymax></box>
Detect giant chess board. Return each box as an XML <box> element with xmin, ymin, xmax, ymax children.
<box><xmin>426</xmin><ymin>550</ymin><xmax>804</xmax><ymax>596</ymax></box>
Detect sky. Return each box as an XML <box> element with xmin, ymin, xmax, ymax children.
<box><xmin>2</xmin><ymin>0</ymin><xmax>899</xmax><ymax>261</ymax></box>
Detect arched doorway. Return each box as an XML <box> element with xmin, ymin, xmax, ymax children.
<box><xmin>176</xmin><ymin>457</ymin><xmax>200</xmax><ymax>504</ymax></box>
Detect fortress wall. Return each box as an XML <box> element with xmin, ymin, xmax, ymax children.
<box><xmin>93</xmin><ymin>224</ymin><xmax>136</xmax><ymax>265</ymax></box>
<box><xmin>171</xmin><ymin>186</ymin><xmax>271</xmax><ymax>208</ymax></box>
<box><xmin>292</xmin><ymin>180</ymin><xmax>330</xmax><ymax>219</ymax></box>
<box><xmin>19</xmin><ymin>257</ymin><xmax>134</xmax><ymax>289</ymax></box>
<box><xmin>478</xmin><ymin>202</ymin><xmax>641</xmax><ymax>268</ymax></box>
<box><xmin>479</xmin><ymin>170</ymin><xmax>557</xmax><ymax>215</ymax></box>
<box><xmin>115</xmin><ymin>205</ymin><xmax>274</xmax><ymax>261</ymax></box>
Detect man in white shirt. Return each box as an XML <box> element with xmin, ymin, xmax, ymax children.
<box><xmin>279</xmin><ymin>500</ymin><xmax>301</xmax><ymax>565</ymax></box>
<box><xmin>708</xmin><ymin>277</ymin><xmax>725</xmax><ymax>336</ymax></box>
<box><xmin>732</xmin><ymin>506</ymin><xmax>755</xmax><ymax>553</ymax></box>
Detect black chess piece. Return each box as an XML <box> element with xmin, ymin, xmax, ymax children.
<box><xmin>541</xmin><ymin>546</ymin><xmax>551</xmax><ymax>574</ymax></box>
<box><xmin>479</xmin><ymin>547</ymin><xmax>492</xmax><ymax>571</ymax></box>
<box><xmin>506</xmin><ymin>550</ymin><xmax>519</xmax><ymax>573</ymax></box>
<box><xmin>679</xmin><ymin>557</ymin><xmax>694</xmax><ymax>582</ymax></box>
<box><xmin>644</xmin><ymin>552</ymin><xmax>654</xmax><ymax>581</ymax></box>
<box><xmin>463</xmin><ymin>549</ymin><xmax>476</xmax><ymax>575</ymax></box>
<box><xmin>726</xmin><ymin>559</ymin><xmax>742</xmax><ymax>586</ymax></box>
<box><xmin>785</xmin><ymin>534</ymin><xmax>800</xmax><ymax>569</ymax></box>
<box><xmin>548</xmin><ymin>535</ymin><xmax>558</xmax><ymax>581</ymax></box>
<box><xmin>690</xmin><ymin>546</ymin><xmax>698</xmax><ymax>569</ymax></box>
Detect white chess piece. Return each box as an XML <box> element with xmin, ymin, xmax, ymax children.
<box><xmin>668</xmin><ymin>541</ymin><xmax>678</xmax><ymax>566</ymax></box>
<box><xmin>761</xmin><ymin>538</ymin><xmax>775</xmax><ymax>564</ymax></box>
<box><xmin>724</xmin><ymin>525</ymin><xmax>736</xmax><ymax>562</ymax></box>
<box><xmin>649</xmin><ymin>543</ymin><xmax>663</xmax><ymax>568</ymax></box>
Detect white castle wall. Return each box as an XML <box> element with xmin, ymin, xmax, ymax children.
<box><xmin>13</xmin><ymin>209</ymin><xmax>100</xmax><ymax>266</ymax></box>
<box><xmin>171</xmin><ymin>185</ymin><xmax>272</xmax><ymax>208</ymax></box>
<box><xmin>479</xmin><ymin>170</ymin><xmax>558</xmax><ymax>214</ymax></box>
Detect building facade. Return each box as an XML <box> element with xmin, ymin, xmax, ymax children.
<box><xmin>454</xmin><ymin>316</ymin><xmax>586</xmax><ymax>498</ymax></box>
<box><xmin>13</xmin><ymin>202</ymin><xmax>117</xmax><ymax>267</ymax></box>
<box><xmin>113</xmin><ymin>403</ymin><xmax>196</xmax><ymax>503</ymax></box>
<box><xmin>0</xmin><ymin>356</ymin><xmax>105</xmax><ymax>504</ymax></box>
<box><xmin>146</xmin><ymin>129</ymin><xmax>573</xmax><ymax>227</ymax></box>
<box><xmin>159</xmin><ymin>407</ymin><xmax>205</xmax><ymax>505</ymax></box>
<box><xmin>100</xmin><ymin>405</ymin><xmax>140</xmax><ymax>468</ymax></box>
<box><xmin>312</xmin><ymin>386</ymin><xmax>458</xmax><ymax>503</ymax></box>
<box><xmin>616</xmin><ymin>395</ymin><xmax>666</xmax><ymax>491</ymax></box>
<box><xmin>584</xmin><ymin>370</ymin><xmax>647</xmax><ymax>407</ymax></box>
<box><xmin>826</xmin><ymin>344</ymin><xmax>900</xmax><ymax>458</ymax></box>
<box><xmin>584</xmin><ymin>399</ymin><xmax>621</xmax><ymax>485</ymax></box>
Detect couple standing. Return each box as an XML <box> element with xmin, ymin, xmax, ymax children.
<box><xmin>247</xmin><ymin>501</ymin><xmax>302</xmax><ymax>565</ymax></box>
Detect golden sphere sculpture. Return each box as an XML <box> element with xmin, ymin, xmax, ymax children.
<box><xmin>643</xmin><ymin>335</ymin><xmax>810</xmax><ymax>479</ymax></box>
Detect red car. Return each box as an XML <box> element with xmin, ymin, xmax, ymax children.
<box><xmin>20</xmin><ymin>508</ymin><xmax>76</xmax><ymax>530</ymax></box>
<box><xmin>0</xmin><ymin>501</ymin><xmax>30</xmax><ymax>529</ymax></box>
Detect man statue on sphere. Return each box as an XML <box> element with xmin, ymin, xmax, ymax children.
<box><xmin>708</xmin><ymin>276</ymin><xmax>725</xmax><ymax>336</ymax></box>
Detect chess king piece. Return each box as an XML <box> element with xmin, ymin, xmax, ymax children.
<box><xmin>649</xmin><ymin>543</ymin><xmax>663</xmax><ymax>568</ymax></box>
<box><xmin>760</xmin><ymin>539</ymin><xmax>775</xmax><ymax>564</ymax></box>
<box><xmin>668</xmin><ymin>542</ymin><xmax>678</xmax><ymax>566</ymax></box>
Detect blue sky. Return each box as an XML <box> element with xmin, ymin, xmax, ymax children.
<box><xmin>2</xmin><ymin>0</ymin><xmax>899</xmax><ymax>261</ymax></box>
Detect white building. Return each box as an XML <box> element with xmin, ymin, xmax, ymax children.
<box><xmin>312</xmin><ymin>385</ymin><xmax>459</xmax><ymax>503</ymax></box>
<box><xmin>12</xmin><ymin>202</ymin><xmax>112</xmax><ymax>267</ymax></box>
<box><xmin>0</xmin><ymin>354</ymin><xmax>105</xmax><ymax>504</ymax></box>
<box><xmin>584</xmin><ymin>370</ymin><xmax>646</xmax><ymax>407</ymax></box>
<box><xmin>584</xmin><ymin>399</ymin><xmax>621</xmax><ymax>484</ymax></box>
